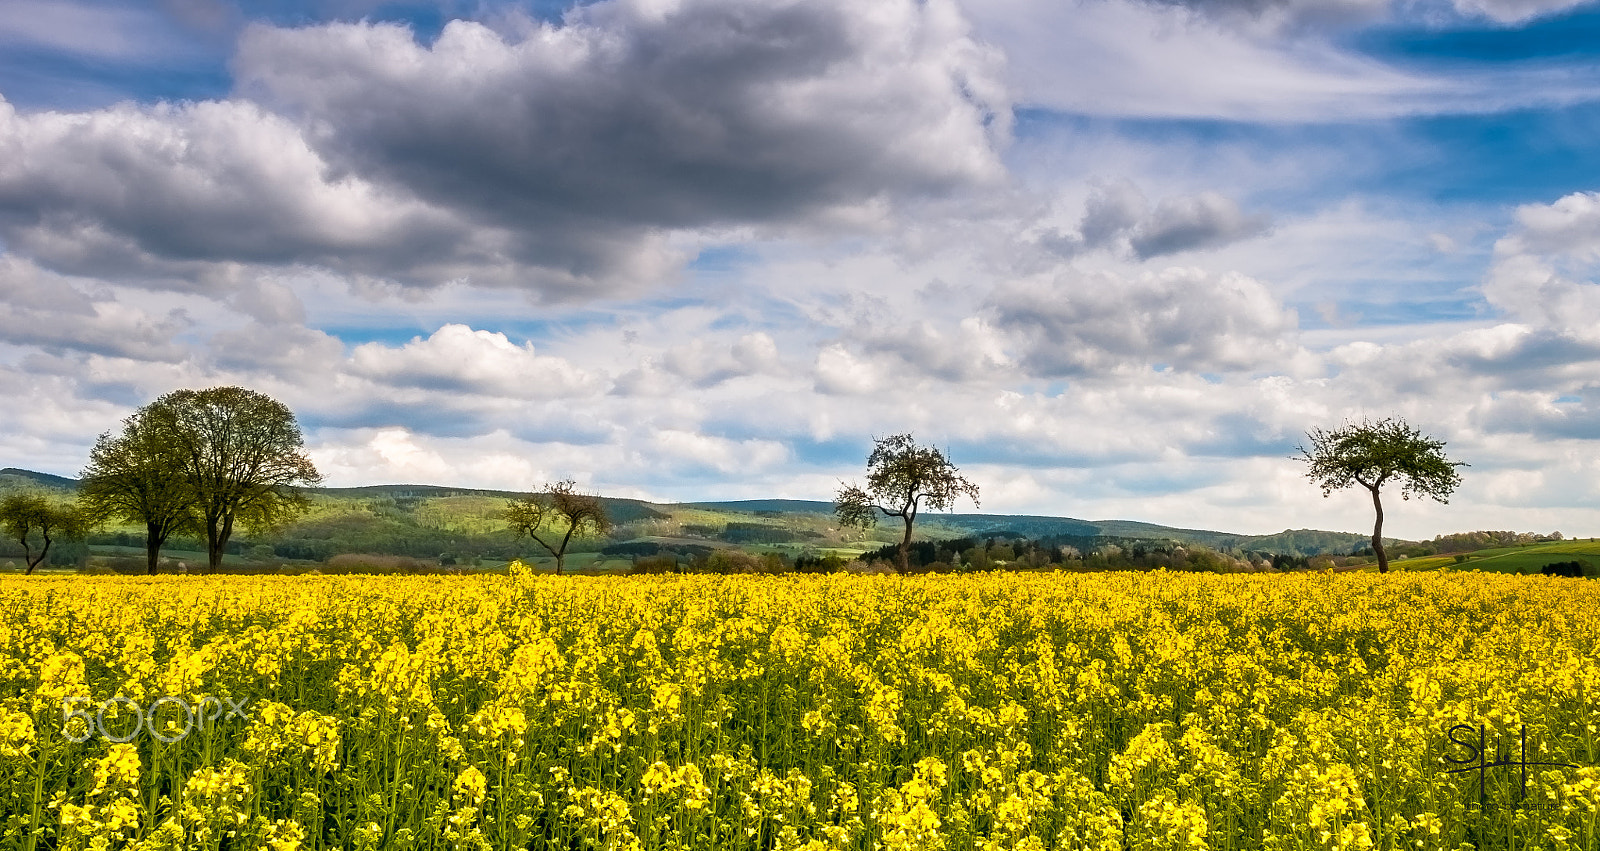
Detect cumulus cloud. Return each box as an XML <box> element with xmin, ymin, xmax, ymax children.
<box><xmin>234</xmin><ymin>0</ymin><xmax>1009</xmax><ymax>293</ymax></box>
<box><xmin>1483</xmin><ymin>191</ymin><xmax>1600</xmax><ymax>332</ymax></box>
<box><xmin>813</xmin><ymin>343</ymin><xmax>886</xmax><ymax>395</ymax></box>
<box><xmin>349</xmin><ymin>324</ymin><xmax>602</xmax><ymax>399</ymax></box>
<box><xmin>0</xmin><ymin>0</ymin><xmax>1009</xmax><ymax>302</ymax></box>
<box><xmin>1078</xmin><ymin>180</ymin><xmax>1149</xmax><ymax>249</ymax></box>
<box><xmin>990</xmin><ymin>266</ymin><xmax>1299</xmax><ymax>375</ymax></box>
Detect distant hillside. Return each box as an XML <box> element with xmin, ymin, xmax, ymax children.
<box><xmin>680</xmin><ymin>499</ymin><xmax>837</xmax><ymax>515</ymax></box>
<box><xmin>316</xmin><ymin>483</ymin><xmax>667</xmax><ymax>525</ymax></box>
<box><xmin>685</xmin><ymin>502</ymin><xmax>1375</xmax><ymax>556</ymax></box>
<box><xmin>0</xmin><ymin>468</ymin><xmax>78</xmax><ymax>492</ymax></box>
<box><xmin>1</xmin><ymin>467</ymin><xmax>1385</xmax><ymax>558</ymax></box>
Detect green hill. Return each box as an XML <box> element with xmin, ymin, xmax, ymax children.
<box><xmin>0</xmin><ymin>468</ymin><xmax>78</xmax><ymax>493</ymax></box>
<box><xmin>0</xmin><ymin>467</ymin><xmax>1428</xmax><ymax>562</ymax></box>
<box><xmin>1394</xmin><ymin>539</ymin><xmax>1600</xmax><ymax>576</ymax></box>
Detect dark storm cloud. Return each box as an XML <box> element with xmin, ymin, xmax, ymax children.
<box><xmin>233</xmin><ymin>0</ymin><xmax>1008</xmax><ymax>291</ymax></box>
<box><xmin>0</xmin><ymin>98</ymin><xmax>473</xmax><ymax>288</ymax></box>
<box><xmin>0</xmin><ymin>0</ymin><xmax>1007</xmax><ymax>300</ymax></box>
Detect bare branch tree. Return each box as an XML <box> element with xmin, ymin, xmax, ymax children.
<box><xmin>505</xmin><ymin>480</ymin><xmax>613</xmax><ymax>576</ymax></box>
<box><xmin>835</xmin><ymin>434</ymin><xmax>979</xmax><ymax>574</ymax></box>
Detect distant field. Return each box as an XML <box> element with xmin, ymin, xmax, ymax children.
<box><xmin>1399</xmin><ymin>539</ymin><xmax>1600</xmax><ymax>575</ymax></box>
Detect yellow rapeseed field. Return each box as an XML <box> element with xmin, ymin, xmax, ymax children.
<box><xmin>0</xmin><ymin>568</ymin><xmax>1596</xmax><ymax>851</ymax></box>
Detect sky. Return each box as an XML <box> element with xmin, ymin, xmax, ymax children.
<box><xmin>3</xmin><ymin>0</ymin><xmax>1600</xmax><ymax>539</ymax></box>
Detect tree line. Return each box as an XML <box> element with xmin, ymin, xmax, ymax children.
<box><xmin>2</xmin><ymin>387</ymin><xmax>320</xmax><ymax>574</ymax></box>
<box><xmin>0</xmin><ymin>395</ymin><xmax>1516</xmax><ymax>579</ymax></box>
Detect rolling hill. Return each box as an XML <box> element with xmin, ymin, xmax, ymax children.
<box><xmin>3</xmin><ymin>468</ymin><xmax>1388</xmax><ymax>561</ymax></box>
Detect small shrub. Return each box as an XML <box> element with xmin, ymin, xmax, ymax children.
<box><xmin>631</xmin><ymin>555</ymin><xmax>679</xmax><ymax>575</ymax></box>
<box><xmin>323</xmin><ymin>553</ymin><xmax>436</xmax><ymax>574</ymax></box>
<box><xmin>1541</xmin><ymin>560</ymin><xmax>1587</xmax><ymax>578</ymax></box>
<box><xmin>843</xmin><ymin>559</ymin><xmax>893</xmax><ymax>575</ymax></box>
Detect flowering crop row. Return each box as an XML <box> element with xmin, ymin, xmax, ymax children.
<box><xmin>0</xmin><ymin>568</ymin><xmax>1596</xmax><ymax>851</ymax></box>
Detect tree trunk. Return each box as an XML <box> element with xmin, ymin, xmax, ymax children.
<box><xmin>207</xmin><ymin>513</ymin><xmax>232</xmax><ymax>574</ymax></box>
<box><xmin>556</xmin><ymin>524</ymin><xmax>575</xmax><ymax>577</ymax></box>
<box><xmin>145</xmin><ymin>522</ymin><xmax>165</xmax><ymax>575</ymax></box>
<box><xmin>24</xmin><ymin>530</ymin><xmax>50</xmax><ymax>575</ymax></box>
<box><xmin>897</xmin><ymin>515</ymin><xmax>914</xmax><ymax>575</ymax></box>
<box><xmin>1369</xmin><ymin>484</ymin><xmax>1388</xmax><ymax>574</ymax></box>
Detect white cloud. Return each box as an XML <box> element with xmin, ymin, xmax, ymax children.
<box><xmin>813</xmin><ymin>344</ymin><xmax>885</xmax><ymax>395</ymax></box>
<box><xmin>349</xmin><ymin>324</ymin><xmax>602</xmax><ymax>399</ymax></box>
<box><xmin>1483</xmin><ymin>191</ymin><xmax>1600</xmax><ymax>332</ymax></box>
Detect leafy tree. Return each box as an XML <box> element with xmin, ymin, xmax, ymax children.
<box><xmin>1298</xmin><ymin>417</ymin><xmax>1465</xmax><ymax>573</ymax></box>
<box><xmin>835</xmin><ymin>433</ymin><xmax>980</xmax><ymax>574</ymax></box>
<box><xmin>0</xmin><ymin>493</ymin><xmax>83</xmax><ymax>574</ymax></box>
<box><xmin>148</xmin><ymin>387</ymin><xmax>322</xmax><ymax>573</ymax></box>
<box><xmin>78</xmin><ymin>408</ymin><xmax>198</xmax><ymax>575</ymax></box>
<box><xmin>504</xmin><ymin>480</ymin><xmax>613</xmax><ymax>575</ymax></box>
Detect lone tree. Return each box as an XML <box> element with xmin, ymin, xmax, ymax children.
<box><xmin>835</xmin><ymin>433</ymin><xmax>980</xmax><ymax>574</ymax></box>
<box><xmin>79</xmin><ymin>407</ymin><xmax>199</xmax><ymax>575</ymax></box>
<box><xmin>0</xmin><ymin>493</ymin><xmax>83</xmax><ymax>574</ymax></box>
<box><xmin>504</xmin><ymin>480</ymin><xmax>613</xmax><ymax>576</ymax></box>
<box><xmin>147</xmin><ymin>387</ymin><xmax>322</xmax><ymax>573</ymax></box>
<box><xmin>1298</xmin><ymin>417</ymin><xmax>1465</xmax><ymax>574</ymax></box>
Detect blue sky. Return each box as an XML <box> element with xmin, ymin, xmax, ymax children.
<box><xmin>3</xmin><ymin>0</ymin><xmax>1600</xmax><ymax>538</ymax></box>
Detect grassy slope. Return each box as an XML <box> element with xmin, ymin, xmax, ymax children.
<box><xmin>1397</xmin><ymin>539</ymin><xmax>1600</xmax><ymax>574</ymax></box>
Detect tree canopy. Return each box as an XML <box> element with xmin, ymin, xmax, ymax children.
<box><xmin>835</xmin><ymin>433</ymin><xmax>980</xmax><ymax>574</ymax></box>
<box><xmin>504</xmin><ymin>480</ymin><xmax>613</xmax><ymax>576</ymax></box>
<box><xmin>1298</xmin><ymin>417</ymin><xmax>1465</xmax><ymax>573</ymax></box>
<box><xmin>146</xmin><ymin>387</ymin><xmax>321</xmax><ymax>572</ymax></box>
<box><xmin>79</xmin><ymin>407</ymin><xmax>199</xmax><ymax>575</ymax></box>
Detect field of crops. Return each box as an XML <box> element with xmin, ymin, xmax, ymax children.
<box><xmin>0</xmin><ymin>570</ymin><xmax>1596</xmax><ymax>851</ymax></box>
